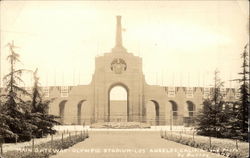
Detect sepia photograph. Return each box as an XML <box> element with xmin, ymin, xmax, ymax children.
<box><xmin>0</xmin><ymin>0</ymin><xmax>249</xmax><ymax>158</ymax></box>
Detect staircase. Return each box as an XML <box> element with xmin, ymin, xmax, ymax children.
<box><xmin>90</xmin><ymin>122</ymin><xmax>151</xmax><ymax>129</ymax></box>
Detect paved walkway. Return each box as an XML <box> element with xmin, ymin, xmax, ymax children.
<box><xmin>51</xmin><ymin>131</ymin><xmax>225</xmax><ymax>158</ymax></box>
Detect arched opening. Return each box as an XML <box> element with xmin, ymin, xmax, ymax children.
<box><xmin>169</xmin><ymin>100</ymin><xmax>178</xmax><ymax>117</ymax></box>
<box><xmin>187</xmin><ymin>101</ymin><xmax>196</xmax><ymax>117</ymax></box>
<box><xmin>77</xmin><ymin>100</ymin><xmax>91</xmax><ymax>125</ymax></box>
<box><xmin>169</xmin><ymin>100</ymin><xmax>181</xmax><ymax>125</ymax></box>
<box><xmin>59</xmin><ymin>100</ymin><xmax>67</xmax><ymax>124</ymax></box>
<box><xmin>108</xmin><ymin>84</ymin><xmax>128</xmax><ymax>122</ymax></box>
<box><xmin>77</xmin><ymin>100</ymin><xmax>85</xmax><ymax>125</ymax></box>
<box><xmin>146</xmin><ymin>100</ymin><xmax>160</xmax><ymax>125</ymax></box>
<box><xmin>185</xmin><ymin>101</ymin><xmax>196</xmax><ymax>126</ymax></box>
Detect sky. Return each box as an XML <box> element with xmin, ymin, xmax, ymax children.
<box><xmin>0</xmin><ymin>0</ymin><xmax>249</xmax><ymax>89</ymax></box>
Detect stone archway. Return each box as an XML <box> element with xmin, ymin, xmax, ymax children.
<box><xmin>77</xmin><ymin>100</ymin><xmax>86</xmax><ymax>125</ymax></box>
<box><xmin>108</xmin><ymin>83</ymin><xmax>129</xmax><ymax>122</ymax></box>
<box><xmin>185</xmin><ymin>100</ymin><xmax>196</xmax><ymax>126</ymax></box>
<box><xmin>146</xmin><ymin>100</ymin><xmax>160</xmax><ymax>125</ymax></box>
<box><xmin>186</xmin><ymin>101</ymin><xmax>196</xmax><ymax>117</ymax></box>
<box><xmin>59</xmin><ymin>100</ymin><xmax>67</xmax><ymax>124</ymax></box>
<box><xmin>169</xmin><ymin>100</ymin><xmax>178</xmax><ymax>116</ymax></box>
<box><xmin>77</xmin><ymin>100</ymin><xmax>92</xmax><ymax>125</ymax></box>
<box><xmin>169</xmin><ymin>100</ymin><xmax>181</xmax><ymax>125</ymax></box>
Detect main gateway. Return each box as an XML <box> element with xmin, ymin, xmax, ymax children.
<box><xmin>42</xmin><ymin>16</ymin><xmax>236</xmax><ymax>126</ymax></box>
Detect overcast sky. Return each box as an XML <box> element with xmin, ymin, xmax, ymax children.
<box><xmin>1</xmin><ymin>0</ymin><xmax>249</xmax><ymax>88</ymax></box>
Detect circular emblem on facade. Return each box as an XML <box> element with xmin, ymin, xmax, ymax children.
<box><xmin>111</xmin><ymin>58</ymin><xmax>127</xmax><ymax>74</ymax></box>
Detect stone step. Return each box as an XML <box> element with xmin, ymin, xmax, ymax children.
<box><xmin>90</xmin><ymin>122</ymin><xmax>151</xmax><ymax>129</ymax></box>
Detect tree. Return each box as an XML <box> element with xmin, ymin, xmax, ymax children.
<box><xmin>196</xmin><ymin>70</ymin><xmax>229</xmax><ymax>138</ymax></box>
<box><xmin>232</xmin><ymin>44</ymin><xmax>249</xmax><ymax>141</ymax></box>
<box><xmin>27</xmin><ymin>68</ymin><xmax>59</xmax><ymax>138</ymax></box>
<box><xmin>0</xmin><ymin>113</ymin><xmax>16</xmax><ymax>141</ymax></box>
<box><xmin>223</xmin><ymin>101</ymin><xmax>242</xmax><ymax>140</ymax></box>
<box><xmin>238</xmin><ymin>44</ymin><xmax>249</xmax><ymax>141</ymax></box>
<box><xmin>0</xmin><ymin>41</ymin><xmax>35</xmax><ymax>142</ymax></box>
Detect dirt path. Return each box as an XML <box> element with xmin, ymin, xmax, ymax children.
<box><xmin>51</xmin><ymin>131</ymin><xmax>226</xmax><ymax>158</ymax></box>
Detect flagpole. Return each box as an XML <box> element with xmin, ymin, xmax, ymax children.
<box><xmin>161</xmin><ymin>69</ymin><xmax>163</xmax><ymax>86</ymax></box>
<box><xmin>73</xmin><ymin>67</ymin><xmax>75</xmax><ymax>86</ymax></box>
<box><xmin>0</xmin><ymin>37</ymin><xmax>2</xmax><ymax>97</ymax></box>
<box><xmin>0</xmin><ymin>40</ymin><xmax>1</xmax><ymax>89</ymax></box>
<box><xmin>78</xmin><ymin>70</ymin><xmax>81</xmax><ymax>85</ymax></box>
<box><xmin>54</xmin><ymin>69</ymin><xmax>57</xmax><ymax>86</ymax></box>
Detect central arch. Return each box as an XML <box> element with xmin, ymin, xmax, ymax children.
<box><xmin>108</xmin><ymin>83</ymin><xmax>129</xmax><ymax>122</ymax></box>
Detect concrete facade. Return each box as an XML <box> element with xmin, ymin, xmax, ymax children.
<box><xmin>0</xmin><ymin>16</ymin><xmax>238</xmax><ymax>126</ymax></box>
<box><xmin>44</xmin><ymin>16</ymin><xmax>237</xmax><ymax>126</ymax></box>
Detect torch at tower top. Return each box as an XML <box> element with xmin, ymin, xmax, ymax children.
<box><xmin>113</xmin><ymin>15</ymin><xmax>127</xmax><ymax>53</ymax></box>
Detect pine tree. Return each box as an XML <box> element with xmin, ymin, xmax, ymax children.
<box><xmin>196</xmin><ymin>70</ymin><xmax>228</xmax><ymax>138</ymax></box>
<box><xmin>27</xmin><ymin>68</ymin><xmax>59</xmax><ymax>138</ymax></box>
<box><xmin>239</xmin><ymin>44</ymin><xmax>249</xmax><ymax>141</ymax></box>
<box><xmin>223</xmin><ymin>101</ymin><xmax>242</xmax><ymax>140</ymax></box>
<box><xmin>0</xmin><ymin>113</ymin><xmax>16</xmax><ymax>141</ymax></box>
<box><xmin>0</xmin><ymin>41</ymin><xmax>35</xmax><ymax>142</ymax></box>
<box><xmin>232</xmin><ymin>44</ymin><xmax>249</xmax><ymax>141</ymax></box>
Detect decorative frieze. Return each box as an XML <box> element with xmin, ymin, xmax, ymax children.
<box><xmin>60</xmin><ymin>86</ymin><xmax>69</xmax><ymax>97</ymax></box>
<box><xmin>167</xmin><ymin>87</ymin><xmax>175</xmax><ymax>97</ymax></box>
